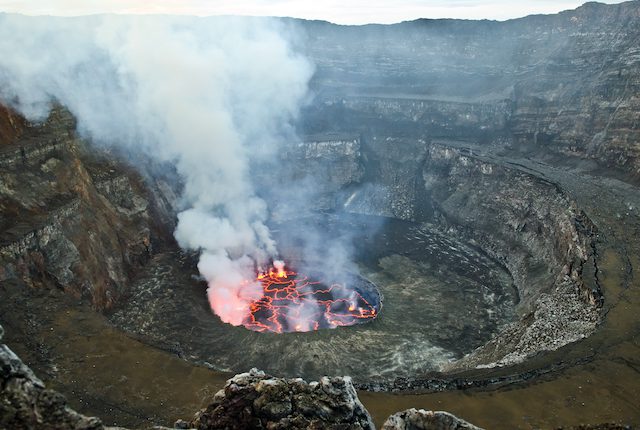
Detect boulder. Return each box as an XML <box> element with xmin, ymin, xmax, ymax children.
<box><xmin>188</xmin><ymin>368</ymin><xmax>374</xmax><ymax>430</ymax></box>
<box><xmin>382</xmin><ymin>408</ymin><xmax>483</xmax><ymax>430</ymax></box>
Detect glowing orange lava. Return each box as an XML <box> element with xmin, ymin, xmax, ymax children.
<box><xmin>244</xmin><ymin>262</ymin><xmax>378</xmax><ymax>333</ymax></box>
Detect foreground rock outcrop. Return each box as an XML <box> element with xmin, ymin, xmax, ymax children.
<box><xmin>187</xmin><ymin>368</ymin><xmax>375</xmax><ymax>430</ymax></box>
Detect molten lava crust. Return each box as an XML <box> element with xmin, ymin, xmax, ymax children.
<box><xmin>244</xmin><ymin>263</ymin><xmax>380</xmax><ymax>333</ymax></box>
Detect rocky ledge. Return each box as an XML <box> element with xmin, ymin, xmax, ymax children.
<box><xmin>3</xmin><ymin>323</ymin><xmax>634</xmax><ymax>430</ymax></box>
<box><xmin>185</xmin><ymin>368</ymin><xmax>374</xmax><ymax>430</ymax></box>
<box><xmin>0</xmin><ymin>323</ymin><xmax>481</xmax><ymax>430</ymax></box>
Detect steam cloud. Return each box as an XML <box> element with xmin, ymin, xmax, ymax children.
<box><xmin>0</xmin><ymin>14</ymin><xmax>313</xmax><ymax>325</ymax></box>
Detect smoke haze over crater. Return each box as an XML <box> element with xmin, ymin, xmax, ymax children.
<box><xmin>0</xmin><ymin>14</ymin><xmax>313</xmax><ymax>325</ymax></box>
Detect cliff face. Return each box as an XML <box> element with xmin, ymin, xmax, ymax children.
<box><xmin>0</xmin><ymin>104</ymin><xmax>25</xmax><ymax>144</ymax></box>
<box><xmin>421</xmin><ymin>144</ymin><xmax>601</xmax><ymax>368</ymax></box>
<box><xmin>274</xmin><ymin>133</ymin><xmax>364</xmax><ymax>216</ymax></box>
<box><xmin>423</xmin><ymin>143</ymin><xmax>598</xmax><ymax>307</ymax></box>
<box><xmin>292</xmin><ymin>132</ymin><xmax>601</xmax><ymax>370</ymax></box>
<box><xmin>0</xmin><ymin>106</ymin><xmax>175</xmax><ymax>310</ymax></box>
<box><xmin>275</xmin><ymin>3</ymin><xmax>640</xmax><ymax>368</ymax></box>
<box><xmin>299</xmin><ymin>1</ymin><xmax>640</xmax><ymax>176</ymax></box>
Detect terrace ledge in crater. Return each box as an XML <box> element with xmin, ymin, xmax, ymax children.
<box><xmin>1</xmin><ymin>325</ymin><xmax>487</xmax><ymax>430</ymax></box>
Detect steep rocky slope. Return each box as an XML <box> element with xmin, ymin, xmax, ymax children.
<box><xmin>0</xmin><ymin>105</ymin><xmax>177</xmax><ymax>310</ymax></box>
<box><xmin>299</xmin><ymin>0</ymin><xmax>640</xmax><ymax>176</ymax></box>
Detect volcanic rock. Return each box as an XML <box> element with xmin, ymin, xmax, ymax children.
<box><xmin>187</xmin><ymin>368</ymin><xmax>375</xmax><ymax>430</ymax></box>
<box><xmin>302</xmin><ymin>1</ymin><xmax>640</xmax><ymax>175</ymax></box>
<box><xmin>382</xmin><ymin>408</ymin><xmax>483</xmax><ymax>430</ymax></box>
<box><xmin>0</xmin><ymin>105</ymin><xmax>177</xmax><ymax>311</ymax></box>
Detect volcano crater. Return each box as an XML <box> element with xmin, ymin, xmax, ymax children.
<box><xmin>107</xmin><ymin>137</ymin><xmax>602</xmax><ymax>387</ymax></box>
<box><xmin>109</xmin><ymin>213</ymin><xmax>521</xmax><ymax>383</ymax></box>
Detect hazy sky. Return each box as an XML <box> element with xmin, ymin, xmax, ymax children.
<box><xmin>0</xmin><ymin>0</ymin><xmax>630</xmax><ymax>24</ymax></box>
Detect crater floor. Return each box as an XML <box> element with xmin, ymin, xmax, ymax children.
<box><xmin>109</xmin><ymin>214</ymin><xmax>517</xmax><ymax>382</ymax></box>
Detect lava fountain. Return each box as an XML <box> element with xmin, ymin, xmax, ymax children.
<box><xmin>231</xmin><ymin>261</ymin><xmax>380</xmax><ymax>333</ymax></box>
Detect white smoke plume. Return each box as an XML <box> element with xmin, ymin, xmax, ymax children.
<box><xmin>0</xmin><ymin>13</ymin><xmax>313</xmax><ymax>325</ymax></box>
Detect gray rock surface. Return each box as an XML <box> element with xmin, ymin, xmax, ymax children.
<box><xmin>422</xmin><ymin>143</ymin><xmax>601</xmax><ymax>369</ymax></box>
<box><xmin>0</xmin><ymin>105</ymin><xmax>176</xmax><ymax>311</ymax></box>
<box><xmin>382</xmin><ymin>408</ymin><xmax>483</xmax><ymax>430</ymax></box>
<box><xmin>188</xmin><ymin>368</ymin><xmax>375</xmax><ymax>430</ymax></box>
<box><xmin>301</xmin><ymin>1</ymin><xmax>640</xmax><ymax>175</ymax></box>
